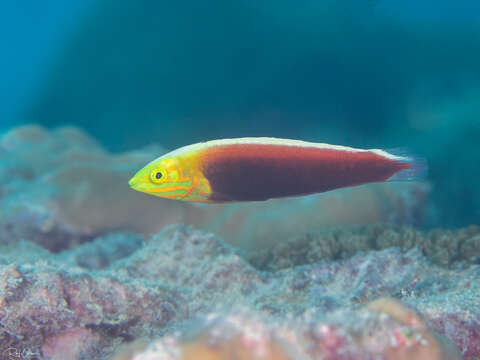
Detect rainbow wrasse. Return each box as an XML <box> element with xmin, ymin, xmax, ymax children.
<box><xmin>128</xmin><ymin>138</ymin><xmax>426</xmax><ymax>203</ymax></box>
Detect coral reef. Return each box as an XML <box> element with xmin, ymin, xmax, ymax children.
<box><xmin>0</xmin><ymin>225</ymin><xmax>478</xmax><ymax>359</ymax></box>
<box><xmin>0</xmin><ymin>239</ymin><xmax>186</xmax><ymax>360</ymax></box>
<box><xmin>0</xmin><ymin>125</ymin><xmax>477</xmax><ymax>359</ymax></box>
<box><xmin>249</xmin><ymin>224</ymin><xmax>480</xmax><ymax>271</ymax></box>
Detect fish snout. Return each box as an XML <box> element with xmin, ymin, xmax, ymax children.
<box><xmin>128</xmin><ymin>175</ymin><xmax>140</xmax><ymax>190</ymax></box>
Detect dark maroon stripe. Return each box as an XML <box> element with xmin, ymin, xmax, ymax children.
<box><xmin>201</xmin><ymin>144</ymin><xmax>409</xmax><ymax>202</ymax></box>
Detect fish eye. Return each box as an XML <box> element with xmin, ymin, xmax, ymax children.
<box><xmin>150</xmin><ymin>169</ymin><xmax>166</xmax><ymax>183</ymax></box>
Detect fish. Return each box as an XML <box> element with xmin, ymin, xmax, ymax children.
<box><xmin>128</xmin><ymin>137</ymin><xmax>426</xmax><ymax>203</ymax></box>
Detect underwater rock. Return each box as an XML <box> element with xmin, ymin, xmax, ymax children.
<box><xmin>114</xmin><ymin>299</ymin><xmax>461</xmax><ymax>360</ymax></box>
<box><xmin>42</xmin><ymin>327</ymin><xmax>101</xmax><ymax>360</ymax></box>
<box><xmin>249</xmin><ymin>224</ymin><xmax>480</xmax><ymax>271</ymax></box>
<box><xmin>0</xmin><ymin>256</ymin><xmax>186</xmax><ymax>359</ymax></box>
<box><xmin>65</xmin><ymin>232</ymin><xmax>145</xmax><ymax>270</ymax></box>
<box><xmin>0</xmin><ymin>125</ymin><xmax>431</xmax><ymax>253</ymax></box>
<box><xmin>0</xmin><ymin>225</ymin><xmax>478</xmax><ymax>359</ymax></box>
<box><xmin>0</xmin><ymin>125</ymin><xmax>187</xmax><ymax>251</ymax></box>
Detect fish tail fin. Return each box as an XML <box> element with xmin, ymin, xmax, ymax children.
<box><xmin>386</xmin><ymin>148</ymin><xmax>428</xmax><ymax>182</ymax></box>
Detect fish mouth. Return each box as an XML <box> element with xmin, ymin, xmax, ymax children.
<box><xmin>128</xmin><ymin>175</ymin><xmax>157</xmax><ymax>194</ymax></box>
<box><xmin>128</xmin><ymin>175</ymin><xmax>145</xmax><ymax>191</ymax></box>
<box><xmin>128</xmin><ymin>176</ymin><xmax>137</xmax><ymax>188</ymax></box>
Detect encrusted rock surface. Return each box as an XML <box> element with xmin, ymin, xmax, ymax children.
<box><xmin>0</xmin><ymin>225</ymin><xmax>478</xmax><ymax>359</ymax></box>
<box><xmin>249</xmin><ymin>224</ymin><xmax>480</xmax><ymax>271</ymax></box>
<box><xmin>113</xmin><ymin>300</ymin><xmax>462</xmax><ymax>360</ymax></box>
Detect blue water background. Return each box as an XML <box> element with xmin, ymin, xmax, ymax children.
<box><xmin>1</xmin><ymin>0</ymin><xmax>479</xmax><ymax>226</ymax></box>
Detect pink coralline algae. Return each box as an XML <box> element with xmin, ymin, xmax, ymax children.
<box><xmin>0</xmin><ymin>225</ymin><xmax>477</xmax><ymax>359</ymax></box>
<box><xmin>114</xmin><ymin>301</ymin><xmax>462</xmax><ymax>360</ymax></box>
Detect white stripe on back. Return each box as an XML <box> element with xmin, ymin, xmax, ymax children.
<box><xmin>151</xmin><ymin>137</ymin><xmax>407</xmax><ymax>164</ymax></box>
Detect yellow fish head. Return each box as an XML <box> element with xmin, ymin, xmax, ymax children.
<box><xmin>128</xmin><ymin>157</ymin><xmax>192</xmax><ymax>200</ymax></box>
